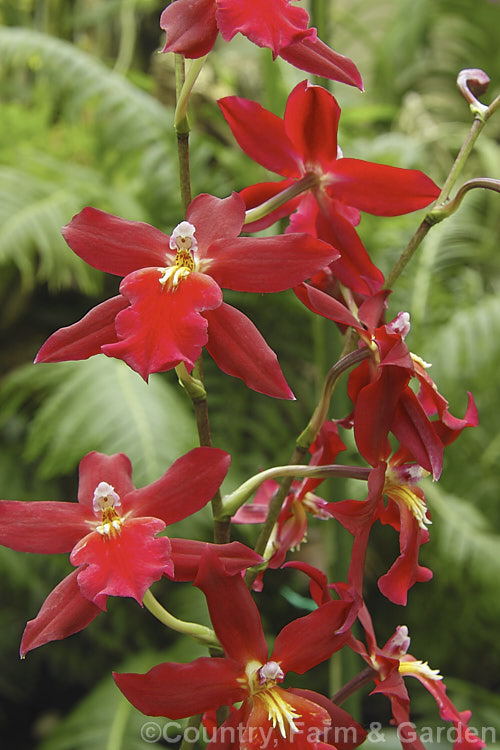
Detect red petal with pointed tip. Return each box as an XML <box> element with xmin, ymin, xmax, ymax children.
<box><xmin>77</xmin><ymin>451</ymin><xmax>135</xmax><ymax>509</ymax></box>
<box><xmin>0</xmin><ymin>500</ymin><xmax>89</xmax><ymax>554</ymax></box>
<box><xmin>328</xmin><ymin>159</ymin><xmax>440</xmax><ymax>216</ymax></box>
<box><xmin>114</xmin><ymin>657</ymin><xmax>246</xmax><ymax>718</ymax></box>
<box><xmin>187</xmin><ymin>193</ymin><xmax>245</xmax><ymax>256</ymax></box>
<box><xmin>216</xmin><ymin>0</ymin><xmax>313</xmax><ymax>56</ymax></box>
<box><xmin>204</xmin><ymin>303</ymin><xmax>294</xmax><ymax>399</ymax></box>
<box><xmin>314</xmin><ymin>201</ymin><xmax>385</xmax><ymax>295</ymax></box>
<box><xmin>294</xmin><ymin>282</ymin><xmax>361</xmax><ymax>330</ymax></box>
<box><xmin>272</xmin><ymin>598</ymin><xmax>357</xmax><ymax>674</ymax></box>
<box><xmin>20</xmin><ymin>570</ymin><xmax>101</xmax><ymax>656</ymax></box>
<box><xmin>218</xmin><ymin>97</ymin><xmax>301</xmax><ymax>177</ymax></box>
<box><xmin>392</xmin><ymin>388</ymin><xmax>444</xmax><ymax>479</ymax></box>
<box><xmin>207</xmin><ymin>234</ymin><xmax>338</xmax><ymax>293</ymax></box>
<box><xmin>353</xmin><ymin>368</ymin><xmax>411</xmax><ymax>466</ymax></box>
<box><xmin>195</xmin><ymin>547</ymin><xmax>268</xmax><ymax>665</ymax></box>
<box><xmin>34</xmin><ymin>295</ymin><xmax>128</xmax><ymax>364</ymax></box>
<box><xmin>279</xmin><ymin>36</ymin><xmax>363</xmax><ymax>89</ymax></box>
<box><xmin>289</xmin><ymin>688</ymin><xmax>367</xmax><ymax>750</ymax></box>
<box><xmin>123</xmin><ymin>447</ymin><xmax>230</xmax><ymax>523</ymax></box>
<box><xmin>71</xmin><ymin>518</ymin><xmax>170</xmax><ymax>609</ymax></box>
<box><xmin>378</xmin><ymin>502</ymin><xmax>432</xmax><ymax>606</ymax></box>
<box><xmin>168</xmin><ymin>539</ymin><xmax>263</xmax><ymax>581</ymax></box>
<box><xmin>62</xmin><ymin>207</ymin><xmax>171</xmax><ymax>276</ymax></box>
<box><xmin>103</xmin><ymin>269</ymin><xmax>222</xmax><ymax>380</ymax></box>
<box><xmin>160</xmin><ymin>0</ymin><xmax>218</xmax><ymax>58</ymax></box>
<box><xmin>284</xmin><ymin>81</ymin><xmax>340</xmax><ymax>168</ymax></box>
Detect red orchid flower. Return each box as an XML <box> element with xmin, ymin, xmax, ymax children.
<box><xmin>349</xmin><ymin>606</ymin><xmax>486</xmax><ymax>750</ymax></box>
<box><xmin>160</xmin><ymin>0</ymin><xmax>362</xmax><ymax>88</ymax></box>
<box><xmin>289</xmin><ymin>565</ymin><xmax>485</xmax><ymax>750</ymax></box>
<box><xmin>294</xmin><ymin>289</ymin><xmax>478</xmax><ymax>479</ymax></box>
<box><xmin>35</xmin><ymin>193</ymin><xmax>337</xmax><ymax>400</ymax></box>
<box><xmin>115</xmin><ymin>548</ymin><xmax>365</xmax><ymax>750</ymax></box>
<box><xmin>219</xmin><ymin>81</ymin><xmax>440</xmax><ymax>295</ymax></box>
<box><xmin>326</xmin><ymin>458</ymin><xmax>433</xmax><ymax>606</ymax></box>
<box><xmin>0</xmin><ymin>448</ymin><xmax>229</xmax><ymax>655</ymax></box>
<box><xmin>233</xmin><ymin>421</ymin><xmax>346</xmax><ymax>576</ymax></box>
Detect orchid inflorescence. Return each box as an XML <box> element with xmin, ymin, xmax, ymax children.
<box><xmin>3</xmin><ymin>3</ymin><xmax>499</xmax><ymax>749</ymax></box>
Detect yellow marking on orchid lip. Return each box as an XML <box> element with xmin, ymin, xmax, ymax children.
<box><xmin>384</xmin><ymin>481</ymin><xmax>431</xmax><ymax>530</ymax></box>
<box><xmin>257</xmin><ymin>688</ymin><xmax>301</xmax><ymax>738</ymax></box>
<box><xmin>399</xmin><ymin>659</ymin><xmax>442</xmax><ymax>681</ymax></box>
<box><xmin>159</xmin><ymin>221</ymin><xmax>199</xmax><ymax>289</ymax></box>
<box><xmin>95</xmin><ymin>506</ymin><xmax>122</xmax><ymax>537</ymax></box>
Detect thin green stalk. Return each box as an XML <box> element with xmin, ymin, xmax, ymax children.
<box><xmin>106</xmin><ymin>698</ymin><xmax>132</xmax><ymax>750</ymax></box>
<box><xmin>143</xmin><ymin>589</ymin><xmax>218</xmax><ymax>647</ymax></box>
<box><xmin>385</xmin><ymin>79</ymin><xmax>500</xmax><ymax>290</ymax></box>
<box><xmin>179</xmin><ymin>715</ymin><xmax>203</xmax><ymax>750</ymax></box>
<box><xmin>244</xmin><ymin>173</ymin><xmax>319</xmax><ymax>225</ymax></box>
<box><xmin>221</xmin><ymin>463</ymin><xmax>370</xmax><ymax>519</ymax></box>
<box><xmin>244</xmin><ymin>348</ymin><xmax>370</xmax><ymax>587</ymax></box>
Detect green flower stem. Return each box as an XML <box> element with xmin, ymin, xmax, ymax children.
<box><xmin>143</xmin><ymin>589</ymin><xmax>218</xmax><ymax>648</ymax></box>
<box><xmin>427</xmin><ymin>178</ymin><xmax>500</xmax><ymax>224</ymax></box>
<box><xmin>174</xmin><ymin>362</ymin><xmax>229</xmax><ymax>544</ymax></box>
<box><xmin>179</xmin><ymin>714</ymin><xmax>203</xmax><ymax>750</ymax></box>
<box><xmin>175</xmin><ymin>54</ymin><xmax>192</xmax><ymax>216</ymax></box>
<box><xmin>330</xmin><ymin>666</ymin><xmax>377</xmax><ymax>706</ymax></box>
<box><xmin>244</xmin><ymin>348</ymin><xmax>371</xmax><ymax>587</ymax></box>
<box><xmin>297</xmin><ymin>348</ymin><xmax>371</xmax><ymax>450</ymax></box>
<box><xmin>220</xmin><ymin>463</ymin><xmax>371</xmax><ymax>519</ymax></box>
<box><xmin>384</xmin><ymin>77</ymin><xmax>500</xmax><ymax>291</ymax></box>
<box><xmin>174</xmin><ymin>55</ymin><xmax>208</xmax><ymax>130</ymax></box>
<box><xmin>243</xmin><ymin>173</ymin><xmax>319</xmax><ymax>225</ymax></box>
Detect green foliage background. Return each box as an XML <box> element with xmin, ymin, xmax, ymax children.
<box><xmin>0</xmin><ymin>1</ymin><xmax>499</xmax><ymax>748</ymax></box>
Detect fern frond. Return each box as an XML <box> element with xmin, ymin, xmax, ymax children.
<box><xmin>425</xmin><ymin>480</ymin><xmax>500</xmax><ymax>581</ymax></box>
<box><xmin>0</xmin><ymin>357</ymin><xmax>197</xmax><ymax>486</ymax></box>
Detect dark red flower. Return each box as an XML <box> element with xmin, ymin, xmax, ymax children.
<box><xmin>233</xmin><ymin>421</ymin><xmax>346</xmax><ymax>574</ymax></box>
<box><xmin>293</xmin><ymin>291</ymin><xmax>478</xmax><ymax>479</ymax></box>
<box><xmin>35</xmin><ymin>193</ymin><xmax>338</xmax><ymax>399</ymax></box>
<box><xmin>160</xmin><ymin>0</ymin><xmax>362</xmax><ymax>88</ymax></box>
<box><xmin>115</xmin><ymin>548</ymin><xmax>365</xmax><ymax>750</ymax></box>
<box><xmin>0</xmin><ymin>448</ymin><xmax>230</xmax><ymax>654</ymax></box>
<box><xmin>219</xmin><ymin>82</ymin><xmax>440</xmax><ymax>295</ymax></box>
<box><xmin>327</xmin><ymin>459</ymin><xmax>434</xmax><ymax>605</ymax></box>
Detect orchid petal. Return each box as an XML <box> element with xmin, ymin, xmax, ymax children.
<box><xmin>62</xmin><ymin>207</ymin><xmax>171</xmax><ymax>276</ymax></box>
<box><xmin>216</xmin><ymin>0</ymin><xmax>313</xmax><ymax>57</ymax></box>
<box><xmin>34</xmin><ymin>296</ymin><xmax>128</xmax><ymax>364</ymax></box>
<box><xmin>284</xmin><ymin>81</ymin><xmax>340</xmax><ymax>168</ymax></box>
<box><xmin>218</xmin><ymin>97</ymin><xmax>301</xmax><ymax>178</ymax></box>
<box><xmin>0</xmin><ymin>500</ymin><xmax>89</xmax><ymax>554</ymax></box>
<box><xmin>114</xmin><ymin>657</ymin><xmax>246</xmax><ymax>718</ymax></box>
<box><xmin>20</xmin><ymin>570</ymin><xmax>101</xmax><ymax>657</ymax></box>
<box><xmin>77</xmin><ymin>451</ymin><xmax>135</xmax><ymax>509</ymax></box>
<box><xmin>160</xmin><ymin>0</ymin><xmax>218</xmax><ymax>58</ymax></box>
<box><xmin>187</xmin><ymin>193</ymin><xmax>245</xmax><ymax>257</ymax></box>
<box><xmin>195</xmin><ymin>547</ymin><xmax>268</xmax><ymax>665</ymax></box>
<box><xmin>207</xmin><ymin>233</ymin><xmax>337</xmax><ymax>293</ymax></box>
<box><xmin>103</xmin><ymin>269</ymin><xmax>222</xmax><ymax>380</ymax></box>
<box><xmin>204</xmin><ymin>303</ymin><xmax>294</xmax><ymax>399</ymax></box>
<box><xmin>392</xmin><ymin>388</ymin><xmax>444</xmax><ymax>480</ymax></box>
<box><xmin>71</xmin><ymin>518</ymin><xmax>170</xmax><ymax>609</ymax></box>
<box><xmin>328</xmin><ymin>159</ymin><xmax>440</xmax><ymax>216</ymax></box>
<box><xmin>168</xmin><ymin>539</ymin><xmax>262</xmax><ymax>581</ymax></box>
<box><xmin>123</xmin><ymin>447</ymin><xmax>230</xmax><ymax>523</ymax></box>
<box><xmin>279</xmin><ymin>36</ymin><xmax>363</xmax><ymax>89</ymax></box>
<box><xmin>272</xmin><ymin>598</ymin><xmax>357</xmax><ymax>674</ymax></box>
